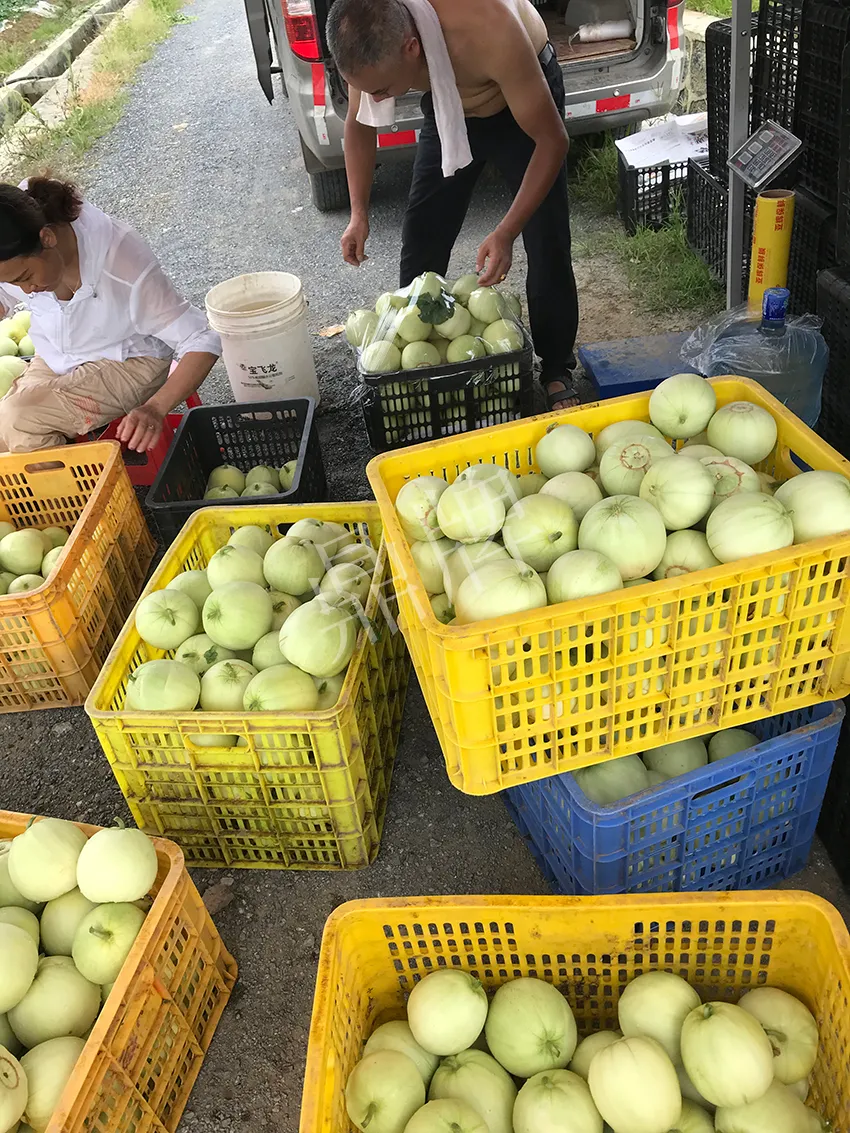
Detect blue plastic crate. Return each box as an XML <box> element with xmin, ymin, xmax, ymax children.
<box><xmin>578</xmin><ymin>332</ymin><xmax>698</xmax><ymax>400</ymax></box>
<box><xmin>505</xmin><ymin>702</ymin><xmax>844</xmax><ymax>895</ymax></box>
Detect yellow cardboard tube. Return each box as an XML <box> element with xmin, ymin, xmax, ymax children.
<box><xmin>748</xmin><ymin>189</ymin><xmax>795</xmax><ymax>311</ymax></box>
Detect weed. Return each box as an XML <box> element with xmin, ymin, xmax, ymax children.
<box><xmin>686</xmin><ymin>0</ymin><xmax>758</xmax><ymax>16</ymax></box>
<box><xmin>615</xmin><ymin>204</ymin><xmax>724</xmax><ymax>315</ymax></box>
<box><xmin>92</xmin><ymin>0</ymin><xmax>183</xmax><ymax>81</ymax></box>
<box><xmin>570</xmin><ymin>135</ymin><xmax>619</xmax><ymax>215</ymax></box>
<box><xmin>0</xmin><ymin>0</ymin><xmax>27</xmax><ymax>23</ymax></box>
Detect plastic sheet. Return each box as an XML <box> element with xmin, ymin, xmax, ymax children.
<box><xmin>346</xmin><ymin>271</ymin><xmax>525</xmax><ymax>384</ymax></box>
<box><xmin>682</xmin><ymin>304</ymin><xmax>822</xmax><ymax>372</ymax></box>
<box><xmin>681</xmin><ymin>304</ymin><xmax>828</xmax><ymax>427</ymax></box>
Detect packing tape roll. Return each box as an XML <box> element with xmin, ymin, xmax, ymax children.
<box><xmin>748</xmin><ymin>190</ymin><xmax>795</xmax><ymax>311</ymax></box>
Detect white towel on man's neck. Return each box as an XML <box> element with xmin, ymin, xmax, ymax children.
<box><xmin>356</xmin><ymin>0</ymin><xmax>473</xmax><ymax>178</ymax></box>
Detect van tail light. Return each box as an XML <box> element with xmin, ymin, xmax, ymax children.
<box><xmin>666</xmin><ymin>0</ymin><xmax>683</xmax><ymax>50</ymax></box>
<box><xmin>282</xmin><ymin>0</ymin><xmax>322</xmax><ymax>60</ymax></box>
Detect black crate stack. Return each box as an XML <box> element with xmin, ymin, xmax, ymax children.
<box><xmin>787</xmin><ymin>191</ymin><xmax>836</xmax><ymax>314</ymax></box>
<box><xmin>752</xmin><ymin>0</ymin><xmax>803</xmax><ymax>133</ymax></box>
<box><xmin>685</xmin><ymin>157</ymin><xmax>754</xmax><ymax>288</ymax></box>
<box><xmin>687</xmin><ymin>17</ymin><xmax>757</xmax><ymax>287</ymax></box>
<box><xmin>794</xmin><ymin>0</ymin><xmax>850</xmax><ymax>205</ymax></box>
<box><xmin>706</xmin><ymin>17</ymin><xmax>758</xmax><ymax>180</ymax></box>
<box><xmin>797</xmin><ymin>6</ymin><xmax>850</xmax><ymax>894</ymax></box>
<box><xmin>815</xmin><ymin>42</ymin><xmax>850</xmax><ymax>463</ymax></box>
<box><xmin>687</xmin><ymin>0</ymin><xmax>844</xmax><ymax>316</ymax></box>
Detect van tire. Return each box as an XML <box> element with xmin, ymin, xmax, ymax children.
<box><xmin>309</xmin><ymin>168</ymin><xmax>349</xmax><ymax>211</ymax></box>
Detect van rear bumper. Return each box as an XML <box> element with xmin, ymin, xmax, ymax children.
<box><xmin>296</xmin><ymin>54</ymin><xmax>681</xmax><ymax>171</ymax></box>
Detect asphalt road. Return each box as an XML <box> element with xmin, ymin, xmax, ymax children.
<box><xmin>2</xmin><ymin>1</ymin><xmax>848</xmax><ymax>1131</ymax></box>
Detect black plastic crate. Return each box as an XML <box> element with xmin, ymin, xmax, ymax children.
<box><xmin>752</xmin><ymin>0</ymin><xmax>803</xmax><ymax>133</ymax></box>
<box><xmin>818</xmin><ymin>704</ymin><xmax>850</xmax><ymax>886</ymax></box>
<box><xmin>617</xmin><ymin>152</ymin><xmax>689</xmax><ymax>235</ymax></box>
<box><xmin>146</xmin><ymin>398</ymin><xmax>326</xmax><ymax>544</ymax></box>
<box><xmin>816</xmin><ymin>267</ymin><xmax>850</xmax><ymax>457</ymax></box>
<box><xmin>796</xmin><ymin>0</ymin><xmax>850</xmax><ymax>109</ymax></box>
<box><xmin>687</xmin><ymin>159</ymin><xmax>728</xmax><ymax>281</ymax></box>
<box><xmin>360</xmin><ymin>341</ymin><xmax>535</xmax><ymax>452</ymax></box>
<box><xmin>794</xmin><ymin>0</ymin><xmax>850</xmax><ymax>203</ymax></box>
<box><xmin>836</xmin><ymin>44</ymin><xmax>850</xmax><ymax>267</ymax></box>
<box><xmin>686</xmin><ymin>158</ymin><xmax>754</xmax><ymax>286</ymax></box>
<box><xmin>706</xmin><ymin>16</ymin><xmax>759</xmax><ymax>180</ymax></box>
<box><xmin>785</xmin><ymin>189</ymin><xmax>836</xmax><ymax>314</ymax></box>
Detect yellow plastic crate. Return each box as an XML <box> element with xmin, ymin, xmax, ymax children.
<box><xmin>0</xmin><ymin>442</ymin><xmax>155</xmax><ymax>712</ymax></box>
<box><xmin>300</xmin><ymin>892</ymin><xmax>850</xmax><ymax>1133</ymax></box>
<box><xmin>85</xmin><ymin>502</ymin><xmax>410</xmax><ymax>870</ymax></box>
<box><xmin>367</xmin><ymin>377</ymin><xmax>850</xmax><ymax>794</ymax></box>
<box><xmin>0</xmin><ymin>810</ymin><xmax>236</xmax><ymax>1133</ymax></box>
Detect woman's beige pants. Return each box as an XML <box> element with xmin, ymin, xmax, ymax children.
<box><xmin>0</xmin><ymin>355</ymin><xmax>171</xmax><ymax>453</ymax></box>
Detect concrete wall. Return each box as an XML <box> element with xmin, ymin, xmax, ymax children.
<box><xmin>680</xmin><ymin>9</ymin><xmax>722</xmax><ymax>114</ymax></box>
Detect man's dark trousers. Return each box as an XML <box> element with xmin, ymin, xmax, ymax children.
<box><xmin>399</xmin><ymin>44</ymin><xmax>579</xmax><ymax>383</ymax></box>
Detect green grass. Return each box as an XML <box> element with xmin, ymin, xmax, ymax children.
<box><xmin>568</xmin><ymin>131</ymin><xmax>721</xmax><ymax>317</ymax></box>
<box><xmin>570</xmin><ymin>134</ymin><xmax>619</xmax><ymax>215</ymax></box>
<box><xmin>4</xmin><ymin>0</ymin><xmax>186</xmax><ymax>178</ymax></box>
<box><xmin>616</xmin><ymin>203</ymin><xmax>724</xmax><ymax>315</ymax></box>
<box><xmin>686</xmin><ymin>0</ymin><xmax>758</xmax><ymax>17</ymax></box>
<box><xmin>0</xmin><ymin>0</ymin><xmax>27</xmax><ymax>22</ymax></box>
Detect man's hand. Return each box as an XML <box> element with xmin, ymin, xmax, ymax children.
<box><xmin>341</xmin><ymin>214</ymin><xmax>370</xmax><ymax>266</ymax></box>
<box><xmin>476</xmin><ymin>226</ymin><xmax>514</xmax><ymax>286</ymax></box>
<box><xmin>116</xmin><ymin>403</ymin><xmax>166</xmax><ymax>452</ymax></box>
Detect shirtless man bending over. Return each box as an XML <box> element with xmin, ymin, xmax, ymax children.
<box><xmin>327</xmin><ymin>0</ymin><xmax>580</xmax><ymax>410</ymax></box>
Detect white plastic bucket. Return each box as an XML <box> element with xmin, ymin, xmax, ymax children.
<box><xmin>205</xmin><ymin>272</ymin><xmax>320</xmax><ymax>405</ymax></box>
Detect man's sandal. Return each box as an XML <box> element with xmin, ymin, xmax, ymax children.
<box><xmin>544</xmin><ymin>378</ymin><xmax>581</xmax><ymax>411</ymax></box>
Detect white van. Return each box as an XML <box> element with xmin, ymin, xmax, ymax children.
<box><xmin>244</xmin><ymin>0</ymin><xmax>686</xmax><ymax>209</ymax></box>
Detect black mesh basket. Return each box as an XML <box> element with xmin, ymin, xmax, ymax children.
<box><xmin>815</xmin><ymin>268</ymin><xmax>850</xmax><ymax>458</ymax></box>
<box><xmin>818</xmin><ymin>710</ymin><xmax>850</xmax><ymax>886</ymax></box>
<box><xmin>706</xmin><ymin>16</ymin><xmax>759</xmax><ymax>180</ymax></box>
<box><xmin>785</xmin><ymin>190</ymin><xmax>836</xmax><ymax>314</ymax></box>
<box><xmin>617</xmin><ymin>152</ymin><xmax>689</xmax><ymax>235</ymax></box>
<box><xmin>360</xmin><ymin>340</ymin><xmax>535</xmax><ymax>452</ymax></box>
<box><xmin>752</xmin><ymin>0</ymin><xmax>803</xmax><ymax>133</ymax></box>
<box><xmin>794</xmin><ymin>0</ymin><xmax>850</xmax><ymax>204</ymax></box>
<box><xmin>146</xmin><ymin>398</ymin><xmax>326</xmax><ymax>545</ymax></box>
<box><xmin>686</xmin><ymin>158</ymin><xmax>754</xmax><ymax>287</ymax></box>
<box><xmin>836</xmin><ymin>44</ymin><xmax>850</xmax><ymax>268</ymax></box>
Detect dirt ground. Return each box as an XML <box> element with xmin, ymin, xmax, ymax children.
<box><xmin>572</xmin><ymin>213</ymin><xmax>708</xmax><ymax>343</ymax></box>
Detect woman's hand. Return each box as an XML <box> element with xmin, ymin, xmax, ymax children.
<box><xmin>116</xmin><ymin>403</ymin><xmax>165</xmax><ymax>452</ymax></box>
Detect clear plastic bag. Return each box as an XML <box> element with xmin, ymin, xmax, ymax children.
<box><xmin>680</xmin><ymin>303</ymin><xmax>828</xmax><ymax>427</ymax></box>
<box><xmin>681</xmin><ymin>304</ymin><xmax>824</xmax><ymax>376</ymax></box>
<box><xmin>345</xmin><ymin>270</ymin><xmax>525</xmax><ymax>380</ymax></box>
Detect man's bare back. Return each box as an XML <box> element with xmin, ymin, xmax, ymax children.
<box><xmin>424</xmin><ymin>0</ymin><xmax>548</xmax><ymax>117</ymax></box>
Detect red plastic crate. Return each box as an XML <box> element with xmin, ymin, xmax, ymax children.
<box><xmin>75</xmin><ymin>393</ymin><xmax>202</xmax><ymax>487</ymax></box>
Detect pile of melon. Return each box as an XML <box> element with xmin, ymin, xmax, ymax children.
<box><xmin>346</xmin><ymin>272</ymin><xmax>524</xmax><ymax>376</ymax></box>
<box><xmin>0</xmin><ymin>310</ymin><xmax>33</xmax><ymax>397</ymax></box>
<box><xmin>0</xmin><ymin>525</ymin><xmax>69</xmax><ymax>596</ymax></box>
